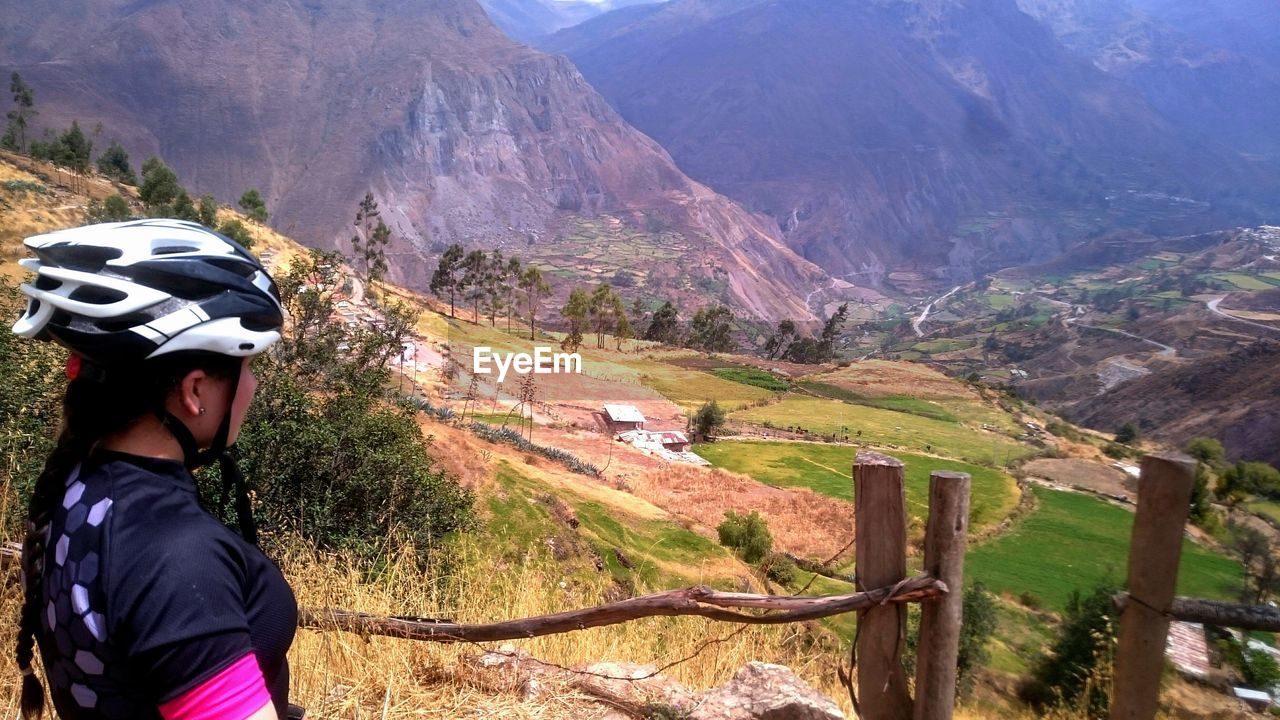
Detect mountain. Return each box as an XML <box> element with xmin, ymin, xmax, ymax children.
<box><xmin>542</xmin><ymin>0</ymin><xmax>1280</xmax><ymax>286</ymax></box>
<box><xmin>1016</xmin><ymin>0</ymin><xmax>1280</xmax><ymax>161</ymax></box>
<box><xmin>0</xmin><ymin>0</ymin><xmax>824</xmax><ymax>321</ymax></box>
<box><xmin>479</xmin><ymin>0</ymin><xmax>664</xmax><ymax>44</ymax></box>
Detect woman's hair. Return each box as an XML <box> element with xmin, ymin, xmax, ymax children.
<box><xmin>16</xmin><ymin>352</ymin><xmax>242</xmax><ymax>718</ymax></box>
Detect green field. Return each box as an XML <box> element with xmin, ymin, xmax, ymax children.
<box><xmin>729</xmin><ymin>396</ymin><xmax>1032</xmax><ymax>466</ymax></box>
<box><xmin>692</xmin><ymin>441</ymin><xmax>1019</xmax><ymax>536</ymax></box>
<box><xmin>986</xmin><ymin>294</ymin><xmax>1015</xmax><ymax>310</ymax></box>
<box><xmin>967</xmin><ymin>487</ymin><xmax>1242</xmax><ymax>611</ymax></box>
<box><xmin>1214</xmin><ymin>272</ymin><xmax>1276</xmax><ymax>291</ymax></box>
<box><xmin>1246</xmin><ymin>499</ymin><xmax>1280</xmax><ymax>524</ymax></box>
<box><xmin>712</xmin><ymin>366</ymin><xmax>790</xmax><ymax>392</ymax></box>
<box><xmin>912</xmin><ymin>339</ymin><xmax>971</xmax><ymax>354</ymax></box>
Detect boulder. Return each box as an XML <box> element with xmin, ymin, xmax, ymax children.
<box><xmin>691</xmin><ymin>662</ymin><xmax>844</xmax><ymax>720</ymax></box>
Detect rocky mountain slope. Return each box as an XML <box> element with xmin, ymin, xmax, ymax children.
<box><xmin>0</xmin><ymin>0</ymin><xmax>824</xmax><ymax>321</ymax></box>
<box><xmin>542</xmin><ymin>0</ymin><xmax>1280</xmax><ymax>286</ymax></box>
<box><xmin>1016</xmin><ymin>0</ymin><xmax>1280</xmax><ymax>160</ymax></box>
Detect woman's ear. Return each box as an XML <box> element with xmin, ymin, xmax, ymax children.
<box><xmin>175</xmin><ymin>369</ymin><xmax>210</xmax><ymax>418</ymax></box>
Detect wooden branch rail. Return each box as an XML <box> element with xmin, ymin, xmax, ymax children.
<box><xmin>1114</xmin><ymin>593</ymin><xmax>1280</xmax><ymax>633</ymax></box>
<box><xmin>299</xmin><ymin>575</ymin><xmax>947</xmax><ymax>644</ymax></box>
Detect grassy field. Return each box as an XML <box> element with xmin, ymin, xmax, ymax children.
<box><xmin>967</xmin><ymin>487</ymin><xmax>1242</xmax><ymax>611</ymax></box>
<box><xmin>1214</xmin><ymin>272</ymin><xmax>1276</xmax><ymax>291</ymax></box>
<box><xmin>632</xmin><ymin>362</ymin><xmax>775</xmax><ymax>411</ymax></box>
<box><xmin>798</xmin><ymin>381</ymin><xmax>960</xmax><ymax>422</ymax></box>
<box><xmin>692</xmin><ymin>441</ymin><xmax>1019</xmax><ymax>536</ymax></box>
<box><xmin>729</xmin><ymin>396</ymin><xmax>1032</xmax><ymax>466</ymax></box>
<box><xmin>1245</xmin><ymin>499</ymin><xmax>1280</xmax><ymax>525</ymax></box>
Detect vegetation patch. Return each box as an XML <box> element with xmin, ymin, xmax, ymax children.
<box><xmin>798</xmin><ymin>381</ymin><xmax>960</xmax><ymax>422</ymax></box>
<box><xmin>711</xmin><ymin>366</ymin><xmax>790</xmax><ymax>392</ymax></box>
<box><xmin>967</xmin><ymin>487</ymin><xmax>1242</xmax><ymax>611</ymax></box>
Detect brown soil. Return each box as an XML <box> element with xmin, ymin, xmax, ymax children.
<box><xmin>1022</xmin><ymin>458</ymin><xmax>1135</xmax><ymax>498</ymax></box>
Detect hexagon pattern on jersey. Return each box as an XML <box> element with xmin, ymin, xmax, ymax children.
<box><xmin>37</xmin><ymin>465</ymin><xmax>140</xmax><ymax>718</ymax></box>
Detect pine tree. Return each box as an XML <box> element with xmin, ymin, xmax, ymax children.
<box><xmin>367</xmin><ymin>219</ymin><xmax>391</xmax><ymax>285</ymax></box>
<box><xmin>484</xmin><ymin>250</ymin><xmax>505</xmax><ymax>327</ymax></box>
<box><xmin>238</xmin><ymin>189</ymin><xmax>268</xmax><ymax>223</ymax></box>
<box><xmin>430</xmin><ymin>243</ymin><xmax>465</xmax><ymax>318</ymax></box>
<box><xmin>504</xmin><ymin>256</ymin><xmax>521</xmax><ymax>332</ymax></box>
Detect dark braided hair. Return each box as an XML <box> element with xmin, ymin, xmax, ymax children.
<box><xmin>16</xmin><ymin>352</ymin><xmax>242</xmax><ymax>718</ymax></box>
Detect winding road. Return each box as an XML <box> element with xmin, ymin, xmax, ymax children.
<box><xmin>1206</xmin><ymin>295</ymin><xmax>1280</xmax><ymax>336</ymax></box>
<box><xmin>912</xmin><ymin>285</ymin><xmax>963</xmax><ymax>337</ymax></box>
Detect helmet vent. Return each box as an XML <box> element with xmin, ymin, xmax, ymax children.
<box><xmin>153</xmin><ymin>245</ymin><xmax>196</xmax><ymax>256</ymax></box>
<box><xmin>57</xmin><ymin>244</ymin><xmax>123</xmax><ymax>272</ymax></box>
<box><xmin>68</xmin><ymin>286</ymin><xmax>129</xmax><ymax>305</ymax></box>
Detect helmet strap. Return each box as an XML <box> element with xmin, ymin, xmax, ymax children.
<box><xmin>159</xmin><ymin>367</ymin><xmax>258</xmax><ymax>545</ymax></box>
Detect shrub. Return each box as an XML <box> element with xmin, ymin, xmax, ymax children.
<box><xmin>761</xmin><ymin>552</ymin><xmax>798</xmax><ymax>586</ymax></box>
<box><xmin>692</xmin><ymin>400</ymin><xmax>727</xmax><ymax>438</ymax></box>
<box><xmin>717</xmin><ymin>510</ymin><xmax>773</xmax><ymax>564</ymax></box>
<box><xmin>1018</xmin><ymin>591</ymin><xmax>1044</xmax><ymax>610</ymax></box>
<box><xmin>1020</xmin><ymin>581</ymin><xmax>1119</xmax><ymax>716</ymax></box>
<box><xmin>1114</xmin><ymin>422</ymin><xmax>1139</xmax><ymax>445</ymax></box>
<box><xmin>1103</xmin><ymin>442</ymin><xmax>1131</xmax><ymax>460</ymax></box>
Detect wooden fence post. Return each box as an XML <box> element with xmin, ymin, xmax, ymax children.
<box><xmin>1110</xmin><ymin>452</ymin><xmax>1197</xmax><ymax>720</ymax></box>
<box><xmin>855</xmin><ymin>451</ymin><xmax>914</xmax><ymax>720</ymax></box>
<box><xmin>914</xmin><ymin>470</ymin><xmax>971</xmax><ymax>720</ymax></box>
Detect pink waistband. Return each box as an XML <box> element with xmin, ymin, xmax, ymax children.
<box><xmin>158</xmin><ymin>653</ymin><xmax>271</xmax><ymax>720</ymax></box>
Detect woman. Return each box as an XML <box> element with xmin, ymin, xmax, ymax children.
<box><xmin>10</xmin><ymin>219</ymin><xmax>297</xmax><ymax>719</ymax></box>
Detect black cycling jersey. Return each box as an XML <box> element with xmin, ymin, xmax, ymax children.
<box><xmin>35</xmin><ymin>450</ymin><xmax>297</xmax><ymax>719</ymax></box>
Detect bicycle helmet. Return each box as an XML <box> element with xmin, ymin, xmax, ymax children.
<box><xmin>12</xmin><ymin>218</ymin><xmax>282</xmax><ymax>366</ymax></box>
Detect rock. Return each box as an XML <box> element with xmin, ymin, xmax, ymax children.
<box><xmin>575</xmin><ymin>661</ymin><xmax>697</xmax><ymax>710</ymax></box>
<box><xmin>521</xmin><ymin>677</ymin><xmax>545</xmax><ymax>702</ymax></box>
<box><xmin>691</xmin><ymin>662</ymin><xmax>844</xmax><ymax>720</ymax></box>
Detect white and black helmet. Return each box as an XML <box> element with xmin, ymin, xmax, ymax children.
<box><xmin>12</xmin><ymin>219</ymin><xmax>283</xmax><ymax>366</ymax></box>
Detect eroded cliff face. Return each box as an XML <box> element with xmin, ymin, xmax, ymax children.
<box><xmin>1</xmin><ymin>0</ymin><xmax>825</xmax><ymax>320</ymax></box>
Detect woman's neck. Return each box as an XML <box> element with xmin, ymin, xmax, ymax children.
<box><xmin>97</xmin><ymin>415</ymin><xmax>186</xmax><ymax>462</ymax></box>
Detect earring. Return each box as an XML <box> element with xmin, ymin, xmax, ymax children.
<box><xmin>199</xmin><ymin>407</ymin><xmax>206</xmax><ymax>416</ymax></box>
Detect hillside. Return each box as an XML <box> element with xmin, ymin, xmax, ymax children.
<box><xmin>0</xmin><ymin>156</ymin><xmax>1255</xmax><ymax>718</ymax></box>
<box><xmin>542</xmin><ymin>0</ymin><xmax>1280</xmax><ymax>288</ymax></box>
<box><xmin>478</xmin><ymin>0</ymin><xmax>663</xmax><ymax>43</ymax></box>
<box><xmin>0</xmin><ymin>0</ymin><xmax>829</xmax><ymax>321</ymax></box>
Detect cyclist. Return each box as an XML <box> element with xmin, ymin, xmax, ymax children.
<box><xmin>10</xmin><ymin>219</ymin><xmax>296</xmax><ymax>719</ymax></box>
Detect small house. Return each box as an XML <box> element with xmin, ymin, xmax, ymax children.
<box><xmin>603</xmin><ymin>404</ymin><xmax>646</xmax><ymax>432</ymax></box>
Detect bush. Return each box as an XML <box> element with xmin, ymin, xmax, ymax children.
<box><xmin>761</xmin><ymin>552</ymin><xmax>797</xmax><ymax>586</ymax></box>
<box><xmin>692</xmin><ymin>400</ymin><xmax>727</xmax><ymax>439</ymax></box>
<box><xmin>1021</xmin><ymin>580</ymin><xmax>1119</xmax><ymax>716</ymax></box>
<box><xmin>1114</xmin><ymin>422</ymin><xmax>1139</xmax><ymax>445</ymax></box>
<box><xmin>717</xmin><ymin>510</ymin><xmax>773</xmax><ymax>564</ymax></box>
<box><xmin>1019</xmin><ymin>591</ymin><xmax>1044</xmax><ymax>610</ymax></box>
<box><xmin>1103</xmin><ymin>442</ymin><xmax>1131</xmax><ymax>460</ymax></box>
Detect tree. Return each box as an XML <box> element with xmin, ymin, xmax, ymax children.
<box><xmin>956</xmin><ymin>584</ymin><xmax>998</xmax><ymax>698</ymax></box>
<box><xmin>139</xmin><ymin>157</ymin><xmax>183</xmax><ymax>213</ymax></box>
<box><xmin>459</xmin><ymin>249</ymin><xmax>489</xmax><ymax>323</ymax></box>
<box><xmin>588</xmin><ymin>284</ymin><xmax>617</xmax><ymax>349</ymax></box>
<box><xmin>3</xmin><ymin>72</ymin><xmax>35</xmax><ymax>153</ymax></box>
<box><xmin>484</xmin><ymin>250</ymin><xmax>506</xmax><ymax>327</ymax></box>
<box><xmin>1229</xmin><ymin>523</ymin><xmax>1280</xmax><ymax>604</ymax></box>
<box><xmin>612</xmin><ymin>294</ymin><xmax>633</xmax><ymax>351</ymax></box>
<box><xmin>50</xmin><ymin>121</ymin><xmax>93</xmax><ymax>191</ymax></box>
<box><xmin>1186</xmin><ymin>437</ymin><xmax>1226</xmax><ymax>469</ymax></box>
<box><xmin>817</xmin><ymin>303</ymin><xmax>848</xmax><ymax>361</ymax></box>
<box><xmin>504</xmin><ymin>256</ymin><xmax>521</xmax><ymax>333</ymax></box>
<box><xmin>197</xmin><ymin>194</ymin><xmax>219</xmax><ymax>228</ymax></box>
<box><xmin>692</xmin><ymin>400</ymin><xmax>726</xmax><ymax>439</ymax></box>
<box><xmin>1220</xmin><ymin>462</ymin><xmax>1280</xmax><ymax>499</ymax></box>
<box><xmin>519</xmin><ymin>266</ymin><xmax>550</xmax><ymax>340</ymax></box>
<box><xmin>351</xmin><ymin>191</ymin><xmax>379</xmax><ymax>280</ymax></box>
<box><xmin>85</xmin><ymin>194</ymin><xmax>132</xmax><ymax>223</ymax></box>
<box><xmin>430</xmin><ymin>244</ymin><xmax>465</xmax><ymax>318</ymax></box>
<box><xmin>218</xmin><ymin>219</ymin><xmax>254</xmax><ymax>250</ymax></box>
<box><xmin>764</xmin><ymin>320</ymin><xmax>797</xmax><ymax>360</ymax></box>
<box><xmin>561</xmin><ymin>287</ymin><xmax>590</xmax><ymax>353</ymax></box>
<box><xmin>238</xmin><ymin>188</ymin><xmax>268</xmax><ymax>223</ymax></box>
<box><xmin>1114</xmin><ymin>422</ymin><xmax>1139</xmax><ymax>445</ymax></box>
<box><xmin>366</xmin><ymin>219</ymin><xmax>391</xmax><ymax>286</ymax></box>
<box><xmin>689</xmin><ymin>305</ymin><xmax>734</xmax><ymax>353</ymax></box>
<box><xmin>644</xmin><ymin>301</ymin><xmax>681</xmax><ymax>345</ymax></box>
<box><xmin>716</xmin><ymin>510</ymin><xmax>772</xmax><ymax>564</ymax></box>
<box><xmin>171</xmin><ymin>190</ymin><xmax>199</xmax><ymax>223</ymax></box>
<box><xmin>96</xmin><ymin>142</ymin><xmax>136</xmax><ymax>185</ymax></box>
<box><xmin>1021</xmin><ymin>580</ymin><xmax>1119</xmax><ymax>715</ymax></box>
